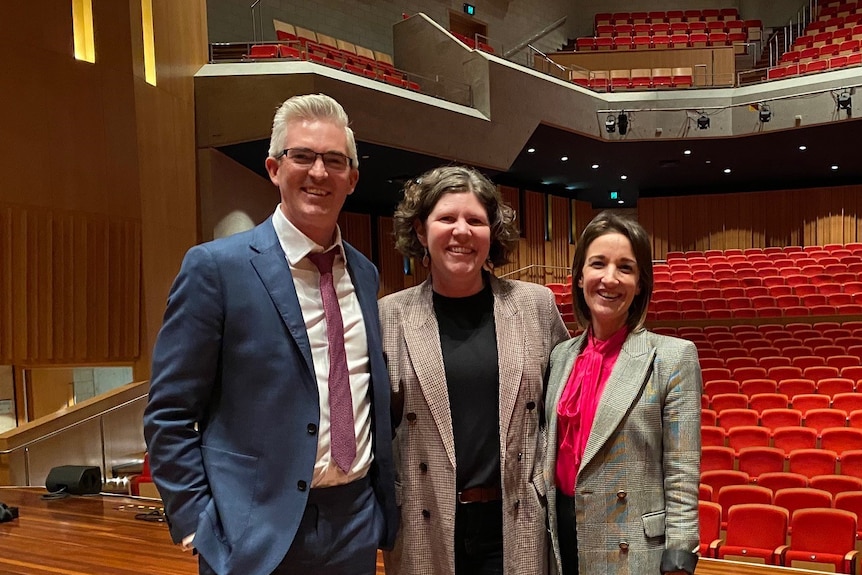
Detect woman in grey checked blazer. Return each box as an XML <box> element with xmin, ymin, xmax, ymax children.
<box><xmin>545</xmin><ymin>212</ymin><xmax>702</xmax><ymax>575</ymax></box>
<box><xmin>379</xmin><ymin>165</ymin><xmax>569</xmax><ymax>575</ymax></box>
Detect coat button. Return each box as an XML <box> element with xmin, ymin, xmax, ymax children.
<box><xmin>406</xmin><ymin>412</ymin><xmax>417</xmax><ymax>423</ymax></box>
<box><xmin>297</xmin><ymin>480</ymin><xmax>307</xmax><ymax>491</ymax></box>
<box><xmin>616</xmin><ymin>490</ymin><xmax>627</xmax><ymax>500</ymax></box>
<box><xmin>307</xmin><ymin>423</ymin><xmax>317</xmax><ymax>435</ymax></box>
<box><xmin>517</xmin><ymin>452</ymin><xmax>523</xmax><ymax>461</ymax></box>
<box><xmin>514</xmin><ymin>499</ymin><xmax>520</xmax><ymax>510</ymax></box>
<box><xmin>526</xmin><ymin>401</ymin><xmax>536</xmax><ymax>410</ymax></box>
<box><xmin>419</xmin><ymin>462</ymin><xmax>428</xmax><ymax>473</ymax></box>
<box><xmin>422</xmin><ymin>509</ymin><xmax>430</xmax><ymax>519</ymax></box>
<box><xmin>619</xmin><ymin>541</ymin><xmax>629</xmax><ymax>550</ymax></box>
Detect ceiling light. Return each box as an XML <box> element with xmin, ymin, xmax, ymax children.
<box><xmin>832</xmin><ymin>165</ymin><xmax>839</xmax><ymax>170</ymax></box>
<box><xmin>759</xmin><ymin>104</ymin><xmax>771</xmax><ymax>122</ymax></box>
<box><xmin>696</xmin><ymin>114</ymin><xmax>710</xmax><ymax>130</ymax></box>
<box><xmin>620</xmin><ymin>175</ymin><xmax>628</xmax><ymax>180</ymax></box>
<box><xmin>527</xmin><ymin>147</ymin><xmax>536</xmax><ymax>153</ymax></box>
<box><xmin>605</xmin><ymin>114</ymin><xmax>616</xmax><ymax>133</ymax></box>
<box><xmin>798</xmin><ymin>145</ymin><xmax>807</xmax><ymax>151</ymax></box>
<box><xmin>683</xmin><ymin>150</ymin><xmax>692</xmax><ymax>155</ymax></box>
<box><xmin>838</xmin><ymin>92</ymin><xmax>852</xmax><ymax>110</ymax></box>
<box><xmin>591</xmin><ymin>163</ymin><xmax>599</xmax><ymax>169</ymax></box>
<box><xmin>617</xmin><ymin>112</ymin><xmax>629</xmax><ymax>135</ymax></box>
<box><xmin>705</xmin><ymin>160</ymin><xmax>712</xmax><ymax>164</ymax></box>
<box><xmin>561</xmin><ymin>156</ymin><xmax>568</xmax><ymax>161</ymax></box>
<box><xmin>723</xmin><ymin>168</ymin><xmax>731</xmax><ymax>174</ymax></box>
<box><xmin>617</xmin><ymin>199</ymin><xmax>625</xmax><ymax>205</ymax></box>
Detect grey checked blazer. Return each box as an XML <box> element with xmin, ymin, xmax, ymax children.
<box><xmin>380</xmin><ymin>275</ymin><xmax>570</xmax><ymax>575</ymax></box>
<box><xmin>544</xmin><ymin>329</ymin><xmax>702</xmax><ymax>575</ymax></box>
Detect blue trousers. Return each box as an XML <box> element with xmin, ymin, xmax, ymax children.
<box><xmin>199</xmin><ymin>476</ymin><xmax>383</xmax><ymax>575</ymax></box>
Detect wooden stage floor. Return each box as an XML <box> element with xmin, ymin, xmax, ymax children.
<box><xmin>0</xmin><ymin>487</ymin><xmax>386</xmax><ymax>574</ymax></box>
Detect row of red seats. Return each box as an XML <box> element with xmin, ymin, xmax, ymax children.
<box><xmin>705</xmin><ymin>391</ymin><xmax>862</xmax><ymax>417</ymax></box>
<box><xmin>245</xmin><ymin>43</ymin><xmax>420</xmax><ymax>91</ymax></box>
<box><xmin>656</xmin><ymin>284</ymin><xmax>862</xmax><ymax>303</ymax></box>
<box><xmin>700</xmin><ymin>496</ymin><xmax>858</xmax><ymax>571</ymax></box>
<box><xmin>791</xmin><ymin>24</ymin><xmax>862</xmax><ymax>50</ymax></box>
<box><xmin>576</xmin><ymin>32</ymin><xmax>743</xmax><ymax>51</ymax></box>
<box><xmin>660</xmin><ymin>320</ymin><xmax>862</xmax><ymax>336</ymax></box>
<box><xmin>665</xmin><ymin>244</ymin><xmax>862</xmax><ymax>260</ymax></box>
<box><xmin>817</xmin><ymin>3</ymin><xmax>862</xmax><ymax>21</ymax></box>
<box><xmin>704</xmin><ymin>417</ymin><xmax>862</xmax><ymax>451</ymax></box>
<box><xmin>450</xmin><ymin>31</ymin><xmax>494</xmax><ymax>53</ymax></box>
<box><xmin>595</xmin><ymin>9</ymin><xmax>742</xmax><ymax>26</ymax></box>
<box><xmin>656</xmin><ymin>294</ymin><xmax>862</xmax><ymax>313</ymax></box>
<box><xmin>575</xmin><ymin>68</ymin><xmax>693</xmax><ymax>92</ymax></box>
<box><xmin>703</xmin><ymin>405</ymin><xmax>862</xmax><ymax>431</ymax></box>
<box><xmin>659</xmin><ymin>255</ymin><xmax>862</xmax><ymax>272</ymax></box>
<box><xmin>782</xmin><ymin>39</ymin><xmax>862</xmax><ymax>63</ymax></box>
<box><xmin>649</xmin><ymin>303</ymin><xmax>862</xmax><ymax>320</ymax></box>
<box><xmin>595</xmin><ymin>20</ymin><xmax>751</xmax><ymax>37</ymax></box>
<box><xmin>768</xmin><ymin>55</ymin><xmax>862</xmax><ymax>79</ymax></box>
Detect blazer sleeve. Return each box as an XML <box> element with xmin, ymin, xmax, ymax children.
<box><xmin>143</xmin><ymin>244</ymin><xmax>223</xmax><ymax>543</ymax></box>
<box><xmin>659</xmin><ymin>340</ymin><xmax>702</xmax><ymax>574</ymax></box>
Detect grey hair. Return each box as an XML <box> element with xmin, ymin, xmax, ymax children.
<box><xmin>267</xmin><ymin>93</ymin><xmax>358</xmax><ymax>168</ymax></box>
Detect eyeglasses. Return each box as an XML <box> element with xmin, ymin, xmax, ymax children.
<box><xmin>277</xmin><ymin>148</ymin><xmax>353</xmax><ymax>171</ymax></box>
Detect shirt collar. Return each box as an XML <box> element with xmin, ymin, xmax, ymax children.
<box><xmin>271</xmin><ymin>205</ymin><xmax>345</xmax><ymax>266</ymax></box>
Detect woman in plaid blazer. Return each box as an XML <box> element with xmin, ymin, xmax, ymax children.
<box><xmin>380</xmin><ymin>166</ymin><xmax>569</xmax><ymax>575</ymax></box>
<box><xmin>545</xmin><ymin>212</ymin><xmax>702</xmax><ymax>575</ymax></box>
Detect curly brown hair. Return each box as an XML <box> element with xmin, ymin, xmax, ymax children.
<box><xmin>392</xmin><ymin>165</ymin><xmax>519</xmax><ymax>267</ymax></box>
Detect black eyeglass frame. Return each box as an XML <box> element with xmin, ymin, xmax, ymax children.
<box><xmin>276</xmin><ymin>147</ymin><xmax>354</xmax><ymax>169</ymax></box>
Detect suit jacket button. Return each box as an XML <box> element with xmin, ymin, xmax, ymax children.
<box><xmin>422</xmin><ymin>509</ymin><xmax>430</xmax><ymax>519</ymax></box>
<box><xmin>406</xmin><ymin>412</ymin><xmax>417</xmax><ymax>423</ymax></box>
<box><xmin>616</xmin><ymin>490</ymin><xmax>627</xmax><ymax>500</ymax></box>
<box><xmin>297</xmin><ymin>480</ymin><xmax>307</xmax><ymax>492</ymax></box>
<box><xmin>526</xmin><ymin>401</ymin><xmax>536</xmax><ymax>410</ymax></box>
<box><xmin>307</xmin><ymin>423</ymin><xmax>317</xmax><ymax>435</ymax></box>
<box><xmin>619</xmin><ymin>541</ymin><xmax>629</xmax><ymax>550</ymax></box>
<box><xmin>419</xmin><ymin>462</ymin><xmax>428</xmax><ymax>473</ymax></box>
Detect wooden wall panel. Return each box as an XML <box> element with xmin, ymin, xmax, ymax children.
<box><xmin>641</xmin><ymin>184</ymin><xmax>862</xmax><ymax>258</ymax></box>
<box><xmin>496</xmin><ymin>186</ymin><xmax>521</xmax><ymax>279</ymax></box>
<box><xmin>1</xmin><ymin>204</ymin><xmax>140</xmax><ymax>365</ymax></box>
<box><xmin>548</xmin><ymin>195</ymin><xmax>572</xmax><ymax>283</ymax></box>
<box><xmin>522</xmin><ymin>191</ymin><xmax>548</xmax><ymax>285</ymax></box>
<box><xmin>338</xmin><ymin>212</ymin><xmax>372</xmax><ymax>260</ymax></box>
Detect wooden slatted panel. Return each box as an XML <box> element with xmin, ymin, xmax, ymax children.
<box><xmin>548</xmin><ymin>195</ymin><xmax>571</xmax><ymax>284</ymax></box>
<box><xmin>338</xmin><ymin>212</ymin><xmax>372</xmax><ymax>260</ymax></box>
<box><xmin>523</xmin><ymin>191</ymin><xmax>547</xmax><ymax>285</ymax></box>
<box><xmin>376</xmin><ymin>216</ymin><xmax>404</xmax><ymax>297</ymax></box>
<box><xmin>2</xmin><ymin>204</ymin><xmax>140</xmax><ymax>364</ymax></box>
<box><xmin>0</xmin><ymin>206</ymin><xmax>12</xmax><ymax>363</ymax></box>
<box><xmin>496</xmin><ymin>185</ymin><xmax>521</xmax><ymax>279</ymax></box>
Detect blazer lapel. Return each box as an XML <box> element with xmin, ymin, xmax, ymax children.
<box><xmin>491</xmin><ymin>277</ymin><xmax>524</xmax><ymax>442</ymax></box>
<box><xmin>580</xmin><ymin>330</ymin><xmax>656</xmax><ymax>473</ymax></box>
<box><xmin>248</xmin><ymin>220</ymin><xmax>315</xmax><ymax>378</ymax></box>
<box><xmin>402</xmin><ymin>280</ymin><xmax>457</xmax><ymax>468</ymax></box>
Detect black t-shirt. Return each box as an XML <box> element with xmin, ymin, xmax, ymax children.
<box><xmin>433</xmin><ymin>282</ymin><xmax>501</xmax><ymax>491</ymax></box>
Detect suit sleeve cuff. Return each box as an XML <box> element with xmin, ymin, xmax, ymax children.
<box><xmin>661</xmin><ymin>548</ymin><xmax>698</xmax><ymax>574</ymax></box>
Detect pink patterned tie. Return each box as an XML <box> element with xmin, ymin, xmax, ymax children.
<box><xmin>308</xmin><ymin>250</ymin><xmax>356</xmax><ymax>473</ymax></box>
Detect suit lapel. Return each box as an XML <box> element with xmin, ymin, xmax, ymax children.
<box><xmin>402</xmin><ymin>280</ymin><xmax>457</xmax><ymax>468</ymax></box>
<box><xmin>580</xmin><ymin>330</ymin><xmax>655</xmax><ymax>473</ymax></box>
<box><xmin>492</xmin><ymin>277</ymin><xmax>524</xmax><ymax>443</ymax></box>
<box><xmin>248</xmin><ymin>220</ymin><xmax>315</xmax><ymax>377</ymax></box>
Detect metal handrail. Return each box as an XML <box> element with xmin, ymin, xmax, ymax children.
<box><xmin>250</xmin><ymin>0</ymin><xmax>263</xmax><ymax>43</ymax></box>
<box><xmin>0</xmin><ymin>393</ymin><xmax>147</xmax><ymax>455</ymax></box>
<box><xmin>504</xmin><ymin>16</ymin><xmax>567</xmax><ymax>58</ymax></box>
<box><xmin>499</xmin><ymin>264</ymin><xmax>570</xmax><ymax>279</ymax></box>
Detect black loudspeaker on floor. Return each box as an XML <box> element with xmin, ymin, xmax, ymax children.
<box><xmin>45</xmin><ymin>465</ymin><xmax>102</xmax><ymax>495</ymax></box>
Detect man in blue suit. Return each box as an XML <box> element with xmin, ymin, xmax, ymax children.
<box><xmin>144</xmin><ymin>93</ymin><xmax>397</xmax><ymax>575</ymax></box>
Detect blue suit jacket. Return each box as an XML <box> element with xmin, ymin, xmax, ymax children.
<box><xmin>143</xmin><ymin>219</ymin><xmax>397</xmax><ymax>575</ymax></box>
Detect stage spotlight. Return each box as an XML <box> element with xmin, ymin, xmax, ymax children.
<box><xmin>838</xmin><ymin>92</ymin><xmax>852</xmax><ymax>110</ymax></box>
<box><xmin>759</xmin><ymin>104</ymin><xmax>771</xmax><ymax>122</ymax></box>
<box><xmin>696</xmin><ymin>114</ymin><xmax>710</xmax><ymax>130</ymax></box>
<box><xmin>617</xmin><ymin>112</ymin><xmax>628</xmax><ymax>135</ymax></box>
<box><xmin>605</xmin><ymin>114</ymin><xmax>616</xmax><ymax>133</ymax></box>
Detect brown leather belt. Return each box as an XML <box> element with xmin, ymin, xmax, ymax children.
<box><xmin>457</xmin><ymin>486</ymin><xmax>503</xmax><ymax>504</ymax></box>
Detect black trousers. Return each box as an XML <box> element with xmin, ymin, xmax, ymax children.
<box><xmin>555</xmin><ymin>490</ymin><xmax>579</xmax><ymax>575</ymax></box>
<box><xmin>454</xmin><ymin>500</ymin><xmax>504</xmax><ymax>575</ymax></box>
